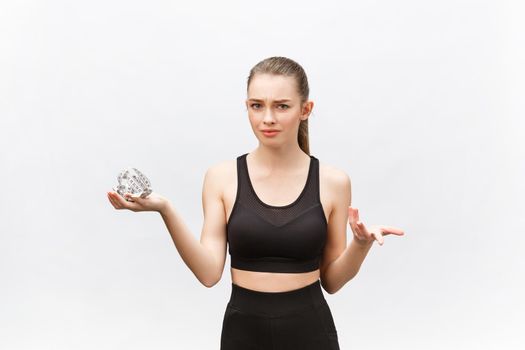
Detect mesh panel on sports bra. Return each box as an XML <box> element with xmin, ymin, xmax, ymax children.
<box><xmin>240</xmin><ymin>153</ymin><xmax>320</xmax><ymax>227</ymax></box>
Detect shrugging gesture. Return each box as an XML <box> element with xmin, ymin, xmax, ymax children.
<box><xmin>348</xmin><ymin>206</ymin><xmax>405</xmax><ymax>246</ymax></box>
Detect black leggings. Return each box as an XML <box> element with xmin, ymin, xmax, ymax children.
<box><xmin>220</xmin><ymin>279</ymin><xmax>340</xmax><ymax>350</ymax></box>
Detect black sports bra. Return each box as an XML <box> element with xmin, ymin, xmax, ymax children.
<box><xmin>226</xmin><ymin>153</ymin><xmax>328</xmax><ymax>273</ymax></box>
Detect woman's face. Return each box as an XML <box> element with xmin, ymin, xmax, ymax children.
<box><xmin>245</xmin><ymin>73</ymin><xmax>313</xmax><ymax>146</ymax></box>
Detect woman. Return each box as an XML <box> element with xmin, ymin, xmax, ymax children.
<box><xmin>107</xmin><ymin>56</ymin><xmax>404</xmax><ymax>349</ymax></box>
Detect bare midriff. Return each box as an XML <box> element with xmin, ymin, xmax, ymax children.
<box><xmin>231</xmin><ymin>268</ymin><xmax>320</xmax><ymax>292</ymax></box>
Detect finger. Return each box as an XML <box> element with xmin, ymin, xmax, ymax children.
<box><xmin>372</xmin><ymin>232</ymin><xmax>384</xmax><ymax>245</ymax></box>
<box><xmin>110</xmin><ymin>192</ymin><xmax>129</xmax><ymax>209</ymax></box>
<box><xmin>349</xmin><ymin>209</ymin><xmax>370</xmax><ymax>242</ymax></box>
<box><xmin>357</xmin><ymin>221</ymin><xmax>375</xmax><ymax>244</ymax></box>
<box><xmin>124</xmin><ymin>193</ymin><xmax>144</xmax><ymax>211</ymax></box>
<box><xmin>381</xmin><ymin>226</ymin><xmax>405</xmax><ymax>236</ymax></box>
<box><xmin>348</xmin><ymin>209</ymin><xmax>360</xmax><ymax>233</ymax></box>
<box><xmin>348</xmin><ymin>210</ymin><xmax>359</xmax><ymax>236</ymax></box>
<box><xmin>349</xmin><ymin>207</ymin><xmax>361</xmax><ymax>230</ymax></box>
<box><xmin>353</xmin><ymin>209</ymin><xmax>367</xmax><ymax>239</ymax></box>
<box><xmin>367</xmin><ymin>225</ymin><xmax>385</xmax><ymax>245</ymax></box>
<box><xmin>372</xmin><ymin>231</ymin><xmax>384</xmax><ymax>245</ymax></box>
<box><xmin>107</xmin><ymin>192</ymin><xmax>121</xmax><ymax>209</ymax></box>
<box><xmin>347</xmin><ymin>207</ymin><xmax>356</xmax><ymax>225</ymax></box>
<box><xmin>355</xmin><ymin>221</ymin><xmax>369</xmax><ymax>242</ymax></box>
<box><xmin>124</xmin><ymin>193</ymin><xmax>143</xmax><ymax>204</ymax></box>
<box><xmin>352</xmin><ymin>225</ymin><xmax>363</xmax><ymax>240</ymax></box>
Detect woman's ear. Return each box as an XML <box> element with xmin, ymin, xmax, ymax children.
<box><xmin>302</xmin><ymin>100</ymin><xmax>314</xmax><ymax>119</ymax></box>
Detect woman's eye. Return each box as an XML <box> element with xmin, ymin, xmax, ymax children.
<box><xmin>250</xmin><ymin>103</ymin><xmax>289</xmax><ymax>110</ymax></box>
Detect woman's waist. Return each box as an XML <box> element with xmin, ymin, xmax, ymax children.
<box><xmin>227</xmin><ymin>276</ymin><xmax>326</xmax><ymax>317</ymax></box>
<box><xmin>231</xmin><ymin>267</ymin><xmax>320</xmax><ymax>293</ymax></box>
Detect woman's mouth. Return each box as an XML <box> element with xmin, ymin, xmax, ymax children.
<box><xmin>262</xmin><ymin>130</ymin><xmax>279</xmax><ymax>137</ymax></box>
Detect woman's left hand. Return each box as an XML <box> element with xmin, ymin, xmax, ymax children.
<box><xmin>348</xmin><ymin>206</ymin><xmax>405</xmax><ymax>246</ymax></box>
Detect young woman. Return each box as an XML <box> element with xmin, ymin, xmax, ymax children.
<box><xmin>107</xmin><ymin>56</ymin><xmax>404</xmax><ymax>349</ymax></box>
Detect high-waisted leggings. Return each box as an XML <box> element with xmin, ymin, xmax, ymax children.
<box><xmin>220</xmin><ymin>279</ymin><xmax>340</xmax><ymax>350</ymax></box>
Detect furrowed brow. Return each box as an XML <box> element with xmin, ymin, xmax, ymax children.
<box><xmin>248</xmin><ymin>98</ymin><xmax>292</xmax><ymax>102</ymax></box>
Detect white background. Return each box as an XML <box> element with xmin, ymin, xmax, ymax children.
<box><xmin>1</xmin><ymin>0</ymin><xmax>523</xmax><ymax>349</ymax></box>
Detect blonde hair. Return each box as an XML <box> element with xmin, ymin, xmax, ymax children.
<box><xmin>247</xmin><ymin>56</ymin><xmax>311</xmax><ymax>155</ymax></box>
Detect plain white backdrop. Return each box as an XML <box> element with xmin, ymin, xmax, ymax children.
<box><xmin>1</xmin><ymin>0</ymin><xmax>523</xmax><ymax>349</ymax></box>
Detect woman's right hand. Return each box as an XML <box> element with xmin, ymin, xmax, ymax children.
<box><xmin>107</xmin><ymin>191</ymin><xmax>169</xmax><ymax>213</ymax></box>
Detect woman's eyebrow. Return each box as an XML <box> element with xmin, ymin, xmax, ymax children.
<box><xmin>248</xmin><ymin>98</ymin><xmax>292</xmax><ymax>102</ymax></box>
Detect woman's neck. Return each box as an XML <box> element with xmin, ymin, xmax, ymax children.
<box><xmin>250</xmin><ymin>145</ymin><xmax>309</xmax><ymax>174</ymax></box>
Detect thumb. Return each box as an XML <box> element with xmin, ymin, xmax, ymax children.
<box><xmin>124</xmin><ymin>193</ymin><xmax>142</xmax><ymax>203</ymax></box>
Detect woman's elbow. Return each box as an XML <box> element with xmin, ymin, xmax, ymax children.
<box><xmin>200</xmin><ymin>272</ymin><xmax>222</xmax><ymax>288</ymax></box>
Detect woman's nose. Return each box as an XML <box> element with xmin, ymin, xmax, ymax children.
<box><xmin>262</xmin><ymin>109</ymin><xmax>276</xmax><ymax>123</ymax></box>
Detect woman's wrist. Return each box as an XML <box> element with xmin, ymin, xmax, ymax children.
<box><xmin>158</xmin><ymin>199</ymin><xmax>173</xmax><ymax>216</ymax></box>
<box><xmin>352</xmin><ymin>237</ymin><xmax>374</xmax><ymax>248</ymax></box>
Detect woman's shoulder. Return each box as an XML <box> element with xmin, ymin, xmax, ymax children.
<box><xmin>317</xmin><ymin>158</ymin><xmax>351</xmax><ymax>193</ymax></box>
<box><xmin>207</xmin><ymin>155</ymin><xmax>240</xmax><ymax>173</ymax></box>
<box><xmin>203</xmin><ymin>157</ymin><xmax>238</xmax><ymax>185</ymax></box>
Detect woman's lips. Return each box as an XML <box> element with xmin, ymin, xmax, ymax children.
<box><xmin>262</xmin><ymin>130</ymin><xmax>279</xmax><ymax>137</ymax></box>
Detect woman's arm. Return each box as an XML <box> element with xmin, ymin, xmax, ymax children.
<box><xmin>159</xmin><ymin>165</ymin><xmax>228</xmax><ymax>288</ymax></box>
<box><xmin>319</xmin><ymin>170</ymin><xmax>404</xmax><ymax>294</ymax></box>
<box><xmin>320</xmin><ymin>170</ymin><xmax>368</xmax><ymax>294</ymax></box>
<box><xmin>322</xmin><ymin>232</ymin><xmax>374</xmax><ymax>295</ymax></box>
